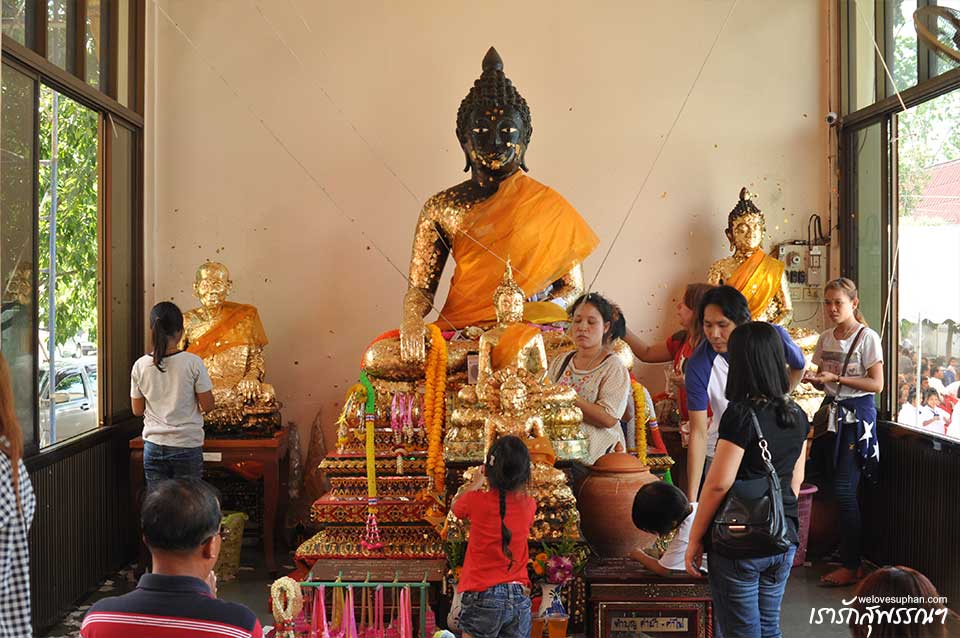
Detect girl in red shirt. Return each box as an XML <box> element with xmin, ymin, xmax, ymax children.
<box><xmin>452</xmin><ymin>435</ymin><xmax>535</xmax><ymax>638</ymax></box>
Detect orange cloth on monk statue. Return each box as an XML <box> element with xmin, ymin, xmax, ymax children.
<box><xmin>438</xmin><ymin>172</ymin><xmax>599</xmax><ymax>329</ymax></box>
<box><xmin>186</xmin><ymin>302</ymin><xmax>268</xmax><ymax>360</ymax></box>
<box><xmin>490</xmin><ymin>324</ymin><xmax>542</xmax><ymax>371</ymax></box>
<box><xmin>726</xmin><ymin>250</ymin><xmax>785</xmax><ymax>320</ymax></box>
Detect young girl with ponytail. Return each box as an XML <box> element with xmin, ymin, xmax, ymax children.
<box><xmin>806</xmin><ymin>278</ymin><xmax>883</xmax><ymax>587</ymax></box>
<box><xmin>452</xmin><ymin>435</ymin><xmax>535</xmax><ymax>638</ymax></box>
<box><xmin>131</xmin><ymin>302</ymin><xmax>215</xmax><ymax>486</ymax></box>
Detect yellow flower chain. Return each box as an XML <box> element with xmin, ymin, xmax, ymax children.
<box><xmin>632</xmin><ymin>381</ymin><xmax>649</xmax><ymax>466</ymax></box>
<box><xmin>424</xmin><ymin>324</ymin><xmax>448</xmax><ymax>491</ymax></box>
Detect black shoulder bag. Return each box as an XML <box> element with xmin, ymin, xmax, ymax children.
<box><xmin>711</xmin><ymin>409</ymin><xmax>792</xmax><ymax>558</ymax></box>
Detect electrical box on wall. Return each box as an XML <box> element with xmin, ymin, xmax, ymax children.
<box><xmin>778</xmin><ymin>242</ymin><xmax>827</xmax><ymax>306</ymax></box>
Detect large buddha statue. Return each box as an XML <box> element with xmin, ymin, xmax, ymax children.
<box><xmin>707</xmin><ymin>187</ymin><xmax>793</xmax><ymax>325</ymax></box>
<box><xmin>181</xmin><ymin>261</ymin><xmax>280</xmax><ymax>434</ymax></box>
<box><xmin>364</xmin><ymin>47</ymin><xmax>598</xmax><ymax>379</ymax></box>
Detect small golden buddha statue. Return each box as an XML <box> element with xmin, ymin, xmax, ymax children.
<box><xmin>476</xmin><ymin>260</ymin><xmax>548</xmax><ymax>396</ymax></box>
<box><xmin>481</xmin><ymin>368</ymin><xmax>547</xmax><ymax>461</ymax></box>
<box><xmin>181</xmin><ymin>262</ymin><xmax>280</xmax><ymax>432</ymax></box>
<box><xmin>363</xmin><ymin>47</ymin><xmax>599</xmax><ymax>380</ymax></box>
<box><xmin>707</xmin><ymin>187</ymin><xmax>792</xmax><ymax>325</ymax></box>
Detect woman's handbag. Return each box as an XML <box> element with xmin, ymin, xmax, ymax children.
<box><xmin>810</xmin><ymin>327</ymin><xmax>866</xmax><ymax>439</ymax></box>
<box><xmin>711</xmin><ymin>409</ymin><xmax>792</xmax><ymax>558</ymax></box>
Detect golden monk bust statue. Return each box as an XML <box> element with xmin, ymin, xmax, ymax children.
<box><xmin>181</xmin><ymin>262</ymin><xmax>280</xmax><ymax>433</ymax></box>
<box><xmin>480</xmin><ymin>368</ymin><xmax>547</xmax><ymax>461</ymax></box>
<box><xmin>707</xmin><ymin>187</ymin><xmax>793</xmax><ymax>325</ymax></box>
<box><xmin>363</xmin><ymin>47</ymin><xmax>598</xmax><ymax>379</ymax></box>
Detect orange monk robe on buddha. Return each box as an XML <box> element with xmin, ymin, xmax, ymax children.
<box><xmin>437</xmin><ymin>172</ymin><xmax>598</xmax><ymax>329</ymax></box>
<box><xmin>725</xmin><ymin>249</ymin><xmax>787</xmax><ymax>321</ymax></box>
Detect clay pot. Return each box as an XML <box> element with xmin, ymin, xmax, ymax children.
<box><xmin>574</xmin><ymin>452</ymin><xmax>659</xmax><ymax>557</ymax></box>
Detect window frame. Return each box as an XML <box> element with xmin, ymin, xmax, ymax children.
<box><xmin>838</xmin><ymin>0</ymin><xmax>960</xmax><ymax>426</ymax></box>
<box><xmin>2</xmin><ymin>0</ymin><xmax>144</xmax><ymax>459</ymax></box>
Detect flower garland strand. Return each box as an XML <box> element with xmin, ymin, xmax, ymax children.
<box><xmin>270</xmin><ymin>577</ymin><xmax>303</xmax><ymax>638</ymax></box>
<box><xmin>359</xmin><ymin>371</ymin><xmax>383</xmax><ymax>551</ymax></box>
<box><xmin>424</xmin><ymin>324</ymin><xmax>448</xmax><ymax>492</ymax></box>
<box><xmin>632</xmin><ymin>381</ymin><xmax>649</xmax><ymax>466</ymax></box>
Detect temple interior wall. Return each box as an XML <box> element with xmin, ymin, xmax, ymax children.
<box><xmin>144</xmin><ymin>0</ymin><xmax>831</xmax><ymax>455</ymax></box>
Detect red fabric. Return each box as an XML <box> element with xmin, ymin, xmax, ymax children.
<box><xmin>452</xmin><ymin>489</ymin><xmax>536</xmax><ymax>593</ymax></box>
<box><xmin>666</xmin><ymin>336</ymin><xmax>711</xmax><ymax>420</ymax></box>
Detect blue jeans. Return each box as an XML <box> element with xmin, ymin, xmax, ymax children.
<box><xmin>143</xmin><ymin>441</ymin><xmax>203</xmax><ymax>487</ymax></box>
<box><xmin>835</xmin><ymin>421</ymin><xmax>862</xmax><ymax>569</ymax></box>
<box><xmin>708</xmin><ymin>544</ymin><xmax>797</xmax><ymax>638</ymax></box>
<box><xmin>459</xmin><ymin>583</ymin><xmax>531</xmax><ymax>638</ymax></box>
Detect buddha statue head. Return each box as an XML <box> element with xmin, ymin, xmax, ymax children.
<box><xmin>456</xmin><ymin>47</ymin><xmax>532</xmax><ymax>182</ymax></box>
<box><xmin>193</xmin><ymin>261</ymin><xmax>232</xmax><ymax>312</ymax></box>
<box><xmin>492</xmin><ymin>259</ymin><xmax>524</xmax><ymax>324</ymax></box>
<box><xmin>725</xmin><ymin>187</ymin><xmax>765</xmax><ymax>254</ymax></box>
<box><xmin>499</xmin><ymin>372</ymin><xmax>528</xmax><ymax>415</ymax></box>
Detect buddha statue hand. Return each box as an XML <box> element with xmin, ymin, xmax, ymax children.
<box><xmin>400</xmin><ymin>290</ymin><xmax>429</xmax><ymax>363</ymax></box>
<box><xmin>236</xmin><ymin>377</ymin><xmax>262</xmax><ymax>404</ymax></box>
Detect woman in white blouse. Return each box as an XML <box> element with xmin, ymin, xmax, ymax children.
<box><xmin>548</xmin><ymin>293</ymin><xmax>631</xmax><ymax>465</ymax></box>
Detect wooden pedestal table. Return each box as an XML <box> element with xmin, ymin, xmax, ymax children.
<box><xmin>129</xmin><ymin>429</ymin><xmax>289</xmax><ymax>574</ymax></box>
<box><xmin>586</xmin><ymin>558</ymin><xmax>713</xmax><ymax>638</ymax></box>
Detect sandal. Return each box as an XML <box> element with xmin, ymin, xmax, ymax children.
<box><xmin>819</xmin><ymin>567</ymin><xmax>860</xmax><ymax>588</ymax></box>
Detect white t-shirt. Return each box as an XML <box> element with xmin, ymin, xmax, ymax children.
<box><xmin>916</xmin><ymin>404</ymin><xmax>950</xmax><ymax>434</ymax></box>
<box><xmin>897</xmin><ymin>403</ymin><xmax>918</xmax><ymax>426</ymax></box>
<box><xmin>130</xmin><ymin>352</ymin><xmax>213</xmax><ymax>447</ymax></box>
<box><xmin>658</xmin><ymin>502</ymin><xmax>707</xmax><ymax>572</ymax></box>
<box><xmin>812</xmin><ymin>326</ymin><xmax>883</xmax><ymax>399</ymax></box>
<box><xmin>948</xmin><ymin>403</ymin><xmax>960</xmax><ymax>439</ymax></box>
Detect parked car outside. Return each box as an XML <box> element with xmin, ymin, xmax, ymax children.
<box><xmin>38</xmin><ymin>363</ymin><xmax>99</xmax><ymax>446</ymax></box>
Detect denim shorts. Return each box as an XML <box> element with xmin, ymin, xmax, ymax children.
<box><xmin>143</xmin><ymin>441</ymin><xmax>203</xmax><ymax>486</ymax></box>
<box><xmin>459</xmin><ymin>583</ymin><xmax>531</xmax><ymax>638</ymax></box>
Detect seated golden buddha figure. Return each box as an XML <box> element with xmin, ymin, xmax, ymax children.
<box><xmin>181</xmin><ymin>261</ymin><xmax>280</xmax><ymax>433</ymax></box>
<box><xmin>476</xmin><ymin>260</ymin><xmax>548</xmax><ymax>396</ymax></box>
<box><xmin>707</xmin><ymin>188</ymin><xmax>793</xmax><ymax>325</ymax></box>
<box><xmin>446</xmin><ymin>264</ymin><xmax>586</xmax><ymax>462</ymax></box>
<box><xmin>363</xmin><ymin>47</ymin><xmax>598</xmax><ymax>381</ymax></box>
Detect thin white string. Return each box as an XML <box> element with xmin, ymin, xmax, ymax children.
<box><xmin>852</xmin><ymin>0</ymin><xmax>913</xmax><ymax>342</ymax></box>
<box><xmin>251</xmin><ymin>1</ymin><xmax>534</xmax><ymax>281</ymax></box>
<box><xmin>153</xmin><ymin>0</ymin><xmax>455</xmax><ymax>327</ymax></box>
<box><xmin>587</xmin><ymin>0</ymin><xmax>739</xmax><ymax>293</ymax></box>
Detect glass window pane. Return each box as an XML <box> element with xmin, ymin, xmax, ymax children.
<box><xmin>847</xmin><ymin>0</ymin><xmax>879</xmax><ymax>113</ymax></box>
<box><xmin>37</xmin><ymin>85</ymin><xmax>100</xmax><ymax>447</ymax></box>
<box><xmin>116</xmin><ymin>0</ymin><xmax>130</xmax><ymax>106</ymax></box>
<box><xmin>895</xmin><ymin>88</ymin><xmax>960</xmax><ymax>435</ymax></box>
<box><xmin>110</xmin><ymin>122</ymin><xmax>134</xmax><ymax>417</ymax></box>
<box><xmin>853</xmin><ymin>123</ymin><xmax>884</xmax><ymax>330</ymax></box>
<box><xmin>2</xmin><ymin>0</ymin><xmax>27</xmax><ymax>44</ymax></box>
<box><xmin>46</xmin><ymin>0</ymin><xmax>69</xmax><ymax>70</ymax></box>
<box><xmin>85</xmin><ymin>0</ymin><xmax>102</xmax><ymax>89</ymax></box>
<box><xmin>1</xmin><ymin>63</ymin><xmax>38</xmax><ymax>451</ymax></box>
<box><xmin>889</xmin><ymin>1</ymin><xmax>918</xmax><ymax>94</ymax></box>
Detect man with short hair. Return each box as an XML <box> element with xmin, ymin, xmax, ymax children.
<box><xmin>80</xmin><ymin>479</ymin><xmax>263</xmax><ymax>637</ymax></box>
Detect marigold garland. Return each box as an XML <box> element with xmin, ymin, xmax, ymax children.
<box><xmin>423</xmin><ymin>324</ymin><xmax>448</xmax><ymax>491</ymax></box>
<box><xmin>360</xmin><ymin>371</ymin><xmax>383</xmax><ymax>550</ymax></box>
<box><xmin>632</xmin><ymin>381</ymin><xmax>649</xmax><ymax>466</ymax></box>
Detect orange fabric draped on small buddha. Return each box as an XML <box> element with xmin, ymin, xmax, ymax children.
<box><xmin>726</xmin><ymin>250</ymin><xmax>786</xmax><ymax>319</ymax></box>
<box><xmin>186</xmin><ymin>302</ymin><xmax>268</xmax><ymax>360</ymax></box>
<box><xmin>437</xmin><ymin>172</ymin><xmax>599</xmax><ymax>329</ymax></box>
<box><xmin>490</xmin><ymin>324</ymin><xmax>542</xmax><ymax>371</ymax></box>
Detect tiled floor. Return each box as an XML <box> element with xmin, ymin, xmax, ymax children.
<box><xmin>40</xmin><ymin>548</ymin><xmax>877</xmax><ymax>638</ymax></box>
